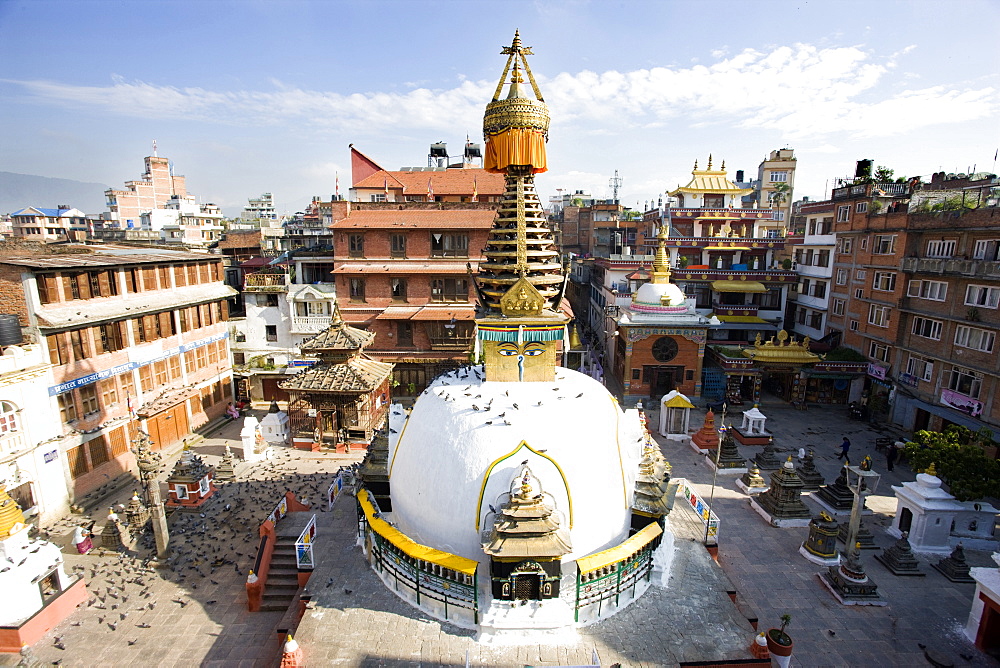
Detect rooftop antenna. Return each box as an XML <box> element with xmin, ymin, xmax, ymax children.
<box><xmin>152</xmin><ymin>139</ymin><xmax>157</xmax><ymax>157</ymax></box>
<box><xmin>609</xmin><ymin>169</ymin><xmax>622</xmax><ymax>205</ymax></box>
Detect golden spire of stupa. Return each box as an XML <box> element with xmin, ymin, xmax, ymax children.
<box><xmin>477</xmin><ymin>31</ymin><xmax>562</xmax><ymax>313</ymax></box>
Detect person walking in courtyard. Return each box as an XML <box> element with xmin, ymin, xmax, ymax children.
<box><xmin>886</xmin><ymin>441</ymin><xmax>899</xmax><ymax>472</ymax></box>
<box><xmin>837</xmin><ymin>436</ymin><xmax>851</xmax><ymax>462</ymax></box>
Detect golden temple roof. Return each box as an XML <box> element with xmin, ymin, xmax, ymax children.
<box><xmin>742</xmin><ymin>330</ymin><xmax>820</xmax><ymax>365</ymax></box>
<box><xmin>669</xmin><ymin>155</ymin><xmax>754</xmax><ymax>196</ymax></box>
<box><xmin>0</xmin><ymin>486</ymin><xmax>25</xmax><ymax>537</ymax></box>
<box><xmin>711</xmin><ymin>280</ymin><xmax>767</xmax><ymax>293</ymax></box>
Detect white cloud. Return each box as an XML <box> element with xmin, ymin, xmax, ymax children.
<box><xmin>5</xmin><ymin>43</ymin><xmax>997</xmax><ymax>143</ymax></box>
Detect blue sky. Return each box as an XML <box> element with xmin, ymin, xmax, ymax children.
<box><xmin>2</xmin><ymin>0</ymin><xmax>998</xmax><ymax>216</ymax></box>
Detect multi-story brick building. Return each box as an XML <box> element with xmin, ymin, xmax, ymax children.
<box><xmin>348</xmin><ymin>144</ymin><xmax>504</xmax><ymax>204</ymax></box>
<box><xmin>825</xmin><ymin>179</ymin><xmax>914</xmax><ymax>421</ymax></box>
<box><xmin>331</xmin><ymin>201</ymin><xmax>497</xmax><ymax>394</ymax></box>
<box><xmin>0</xmin><ymin>246</ymin><xmax>236</xmax><ymax>502</ymax></box>
<box><xmin>892</xmin><ymin>196</ymin><xmax>1000</xmax><ymax>435</ymax></box>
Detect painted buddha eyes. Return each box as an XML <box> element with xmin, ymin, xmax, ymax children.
<box><xmin>522</xmin><ymin>343</ymin><xmax>545</xmax><ymax>356</ymax></box>
<box><xmin>496</xmin><ymin>343</ymin><xmax>545</xmax><ymax>356</ymax></box>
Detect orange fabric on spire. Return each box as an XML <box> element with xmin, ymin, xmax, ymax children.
<box><xmin>484</xmin><ymin>129</ymin><xmax>548</xmax><ymax>174</ymax></box>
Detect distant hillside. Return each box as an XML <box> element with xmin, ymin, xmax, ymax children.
<box><xmin>0</xmin><ymin>172</ymin><xmax>110</xmax><ymax>216</ymax></box>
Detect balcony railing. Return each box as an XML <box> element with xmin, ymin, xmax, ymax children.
<box><xmin>670</xmin><ymin>208</ymin><xmax>778</xmax><ymax>220</ymax></box>
<box><xmin>673</xmin><ymin>268</ymin><xmax>797</xmax><ymax>282</ymax></box>
<box><xmin>831</xmin><ymin>182</ymin><xmax>909</xmax><ymax>200</ymax></box>
<box><xmin>662</xmin><ymin>236</ymin><xmax>787</xmax><ymax>249</ymax></box>
<box><xmin>711</xmin><ymin>303</ymin><xmax>759</xmax><ymax>317</ymax></box>
<box><xmin>291</xmin><ymin>315</ymin><xmax>333</xmax><ymax>334</ymax></box>
<box><xmin>900</xmin><ymin>257</ymin><xmax>1000</xmax><ymax>278</ymax></box>
<box><xmin>244</xmin><ymin>270</ymin><xmax>290</xmax><ymax>292</ymax></box>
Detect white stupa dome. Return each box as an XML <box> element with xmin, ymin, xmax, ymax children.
<box><xmin>632</xmin><ymin>281</ymin><xmax>687</xmax><ymax>310</ymax></box>
<box><xmin>387</xmin><ymin>365</ymin><xmax>644</xmax><ymax>564</ymax></box>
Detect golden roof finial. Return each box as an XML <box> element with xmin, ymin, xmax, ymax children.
<box><xmin>650</xmin><ymin>223</ymin><xmax>672</xmax><ymax>284</ymax></box>
<box><xmin>707</xmin><ymin>154</ymin><xmax>713</xmax><ymax>170</ymax></box>
<box><xmin>721</xmin><ymin>160</ymin><xmax>726</xmax><ymax>171</ymax></box>
<box><xmin>693</xmin><ymin>159</ymin><xmax>698</xmax><ymax>170</ymax></box>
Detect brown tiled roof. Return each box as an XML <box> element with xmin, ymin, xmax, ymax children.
<box><xmin>278</xmin><ymin>355</ymin><xmax>392</xmax><ymax>393</ymax></box>
<box><xmin>1</xmin><ymin>248</ymin><xmax>217</xmax><ymax>269</ymax></box>
<box><xmin>300</xmin><ymin>317</ymin><xmax>374</xmax><ymax>351</ymax></box>
<box><xmin>332</xmin><ymin>209</ymin><xmax>496</xmax><ymax>229</ymax></box>
<box><xmin>354</xmin><ymin>168</ymin><xmax>504</xmax><ymax>196</ymax></box>
<box><xmin>218</xmin><ymin>231</ymin><xmax>262</xmax><ymax>249</ymax></box>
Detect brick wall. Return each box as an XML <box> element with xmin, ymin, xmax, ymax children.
<box><xmin>0</xmin><ymin>265</ymin><xmax>30</xmax><ymax>324</ymax></box>
<box><xmin>623</xmin><ymin>333</ymin><xmax>705</xmax><ymax>398</ymax></box>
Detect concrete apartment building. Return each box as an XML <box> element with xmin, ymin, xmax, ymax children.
<box><xmin>0</xmin><ymin>246</ymin><xmax>236</xmax><ymax>502</ymax></box>
<box><xmin>10</xmin><ymin>207</ymin><xmax>88</xmax><ymax>243</ymax></box>
<box><xmin>104</xmin><ymin>155</ymin><xmax>186</xmax><ymax>230</ymax></box>
<box><xmin>755</xmin><ymin>148</ymin><xmax>797</xmax><ymax>240</ymax></box>
<box><xmin>789</xmin><ymin>198</ymin><xmax>836</xmax><ymax>341</ymax></box>
<box><xmin>0</xmin><ymin>340</ymin><xmax>70</xmax><ymax>525</ymax></box>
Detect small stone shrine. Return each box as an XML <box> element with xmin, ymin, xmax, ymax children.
<box><xmin>875</xmin><ymin>531</ymin><xmax>925</xmax><ymax>576</ymax></box>
<box><xmin>483</xmin><ymin>465</ymin><xmax>571</xmax><ymax>600</ymax></box>
<box><xmin>630</xmin><ymin>443</ymin><xmax>676</xmax><ymax>533</ymax></box>
<box><xmin>750</xmin><ymin>457</ymin><xmax>811</xmax><ymax>527</ymax></box>
<box><xmin>732</xmin><ymin>405</ymin><xmax>771</xmax><ymax>446</ymax></box>
<box><xmin>358</xmin><ymin>427</ymin><xmax>392</xmax><ymax>512</ymax></box>
<box><xmin>710</xmin><ymin>426</ymin><xmax>748</xmax><ymax>475</ymax></box>
<box><xmin>795</xmin><ymin>450</ymin><xmax>824</xmax><ymax>491</ymax></box>
<box><xmin>240</xmin><ymin>416</ymin><xmax>272</xmax><ymax>463</ymax></box>
<box><xmin>933</xmin><ymin>543</ymin><xmax>974</xmax><ymax>583</ymax></box>
<box><xmin>838</xmin><ymin>517</ymin><xmax>877</xmax><ymax>549</ymax></box>
<box><xmin>101</xmin><ymin>508</ymin><xmax>126</xmax><ymax>550</ymax></box>
<box><xmin>123</xmin><ymin>493</ymin><xmax>149</xmax><ymax>541</ymax></box>
<box><xmin>815</xmin><ymin>465</ymin><xmax>860</xmax><ymax>514</ymax></box>
<box><xmin>889</xmin><ymin>469</ymin><xmax>956</xmax><ymax>554</ymax></box>
<box><xmin>659</xmin><ymin>390</ymin><xmax>694</xmax><ymax>441</ymax></box>
<box><xmin>166</xmin><ymin>449</ymin><xmax>216</xmax><ymax>510</ymax></box>
<box><xmin>214</xmin><ymin>445</ymin><xmax>236</xmax><ymax>482</ymax></box>
<box><xmin>800</xmin><ymin>511</ymin><xmax>840</xmax><ymax>566</ymax></box>
<box><xmin>753</xmin><ymin>438</ymin><xmax>781</xmax><ymax>470</ymax></box>
<box><xmin>736</xmin><ymin>463</ymin><xmax>768</xmax><ymax>495</ymax></box>
<box><xmin>259</xmin><ymin>400</ymin><xmax>290</xmax><ymax>445</ymax></box>
<box><xmin>689</xmin><ymin>409</ymin><xmax>720</xmax><ymax>453</ymax></box>
<box><xmin>820</xmin><ymin>543</ymin><xmax>885</xmax><ymax>606</ymax></box>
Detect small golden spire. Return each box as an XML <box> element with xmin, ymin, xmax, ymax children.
<box><xmin>721</xmin><ymin>160</ymin><xmax>726</xmax><ymax>171</ymax></box>
<box><xmin>707</xmin><ymin>154</ymin><xmax>713</xmax><ymax>170</ymax></box>
<box><xmin>650</xmin><ymin>223</ymin><xmax>672</xmax><ymax>284</ymax></box>
<box><xmin>693</xmin><ymin>159</ymin><xmax>698</xmax><ymax>170</ymax></box>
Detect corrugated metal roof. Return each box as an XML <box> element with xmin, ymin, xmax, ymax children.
<box><xmin>1</xmin><ymin>247</ymin><xmax>217</xmax><ymax>269</ymax></box>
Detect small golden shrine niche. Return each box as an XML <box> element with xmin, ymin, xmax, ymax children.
<box><xmin>500</xmin><ymin>278</ymin><xmax>544</xmax><ymax>317</ymax></box>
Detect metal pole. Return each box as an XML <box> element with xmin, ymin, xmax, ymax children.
<box><xmin>704</xmin><ymin>403</ymin><xmax>726</xmax><ymax>546</ymax></box>
<box><xmin>845</xmin><ymin>468</ymin><xmax>863</xmax><ymax>552</ymax></box>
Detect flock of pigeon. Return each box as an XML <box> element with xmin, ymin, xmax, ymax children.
<box><xmin>25</xmin><ymin>444</ymin><xmax>347</xmax><ymax>666</ymax></box>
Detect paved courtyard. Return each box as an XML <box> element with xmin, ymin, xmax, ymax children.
<box><xmin>4</xmin><ymin>400</ymin><xmax>999</xmax><ymax>667</ymax></box>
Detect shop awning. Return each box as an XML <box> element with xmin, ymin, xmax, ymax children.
<box><xmin>375</xmin><ymin>306</ymin><xmax>422</xmax><ymax>320</ymax></box>
<box><xmin>409</xmin><ymin>307</ymin><xmax>476</xmax><ymax>321</ymax></box>
<box><xmin>714</xmin><ymin>314</ymin><xmax>768</xmax><ymax>324</ymax></box>
<box><xmin>711</xmin><ymin>280</ymin><xmax>767</xmax><ymax>293</ymax></box>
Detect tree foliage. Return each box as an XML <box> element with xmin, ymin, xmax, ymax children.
<box><xmin>874</xmin><ymin>166</ymin><xmax>895</xmax><ymax>182</ymax></box>
<box><xmin>903</xmin><ymin>426</ymin><xmax>1000</xmax><ymax>501</ymax></box>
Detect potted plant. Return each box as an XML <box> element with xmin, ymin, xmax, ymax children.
<box><xmin>766</xmin><ymin>614</ymin><xmax>793</xmax><ymax>663</ymax></box>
